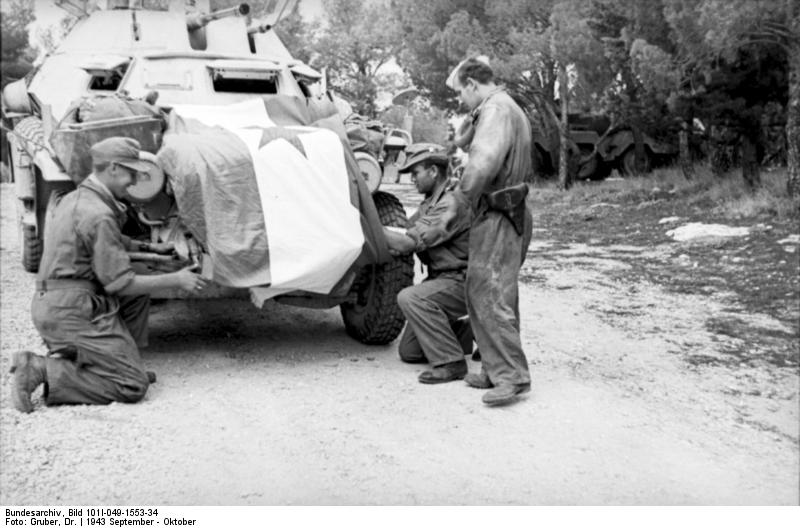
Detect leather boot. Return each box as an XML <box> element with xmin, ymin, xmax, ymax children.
<box><xmin>482</xmin><ymin>382</ymin><xmax>531</xmax><ymax>406</ymax></box>
<box><xmin>9</xmin><ymin>351</ymin><xmax>47</xmax><ymax>413</ymax></box>
<box><xmin>465</xmin><ymin>371</ymin><xmax>493</xmax><ymax>389</ymax></box>
<box><xmin>418</xmin><ymin>360</ymin><xmax>468</xmax><ymax>384</ymax></box>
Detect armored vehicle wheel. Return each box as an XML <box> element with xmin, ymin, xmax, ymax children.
<box><xmin>341</xmin><ymin>191</ymin><xmax>414</xmax><ymax>345</ymax></box>
<box><xmin>619</xmin><ymin>147</ymin><xmax>651</xmax><ymax>176</ymax></box>
<box><xmin>21</xmin><ymin>224</ymin><xmax>42</xmax><ymax>273</ymax></box>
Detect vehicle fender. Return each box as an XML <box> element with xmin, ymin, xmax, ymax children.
<box><xmin>597</xmin><ymin>127</ymin><xmax>677</xmax><ymax>161</ymax></box>
<box><xmin>343</xmin><ymin>148</ymin><xmax>392</xmax><ymax>267</ymax></box>
<box><xmin>596</xmin><ymin>128</ymin><xmax>635</xmax><ymax>162</ymax></box>
<box><xmin>9</xmin><ymin>135</ymin><xmax>35</xmax><ymax>200</ymax></box>
<box><xmin>569</xmin><ymin>129</ymin><xmax>600</xmax><ymax>149</ymax></box>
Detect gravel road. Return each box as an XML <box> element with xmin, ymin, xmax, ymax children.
<box><xmin>1</xmin><ymin>182</ymin><xmax>797</xmax><ymax>505</ymax></box>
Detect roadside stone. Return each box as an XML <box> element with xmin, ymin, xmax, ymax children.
<box><xmin>666</xmin><ymin>222</ymin><xmax>750</xmax><ymax>242</ymax></box>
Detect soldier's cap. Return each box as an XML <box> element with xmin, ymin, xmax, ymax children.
<box><xmin>399</xmin><ymin>143</ymin><xmax>449</xmax><ymax>173</ymax></box>
<box><xmin>90</xmin><ymin>137</ymin><xmax>151</xmax><ymax>173</ymax></box>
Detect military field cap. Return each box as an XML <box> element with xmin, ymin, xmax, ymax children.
<box><xmin>90</xmin><ymin>137</ymin><xmax>151</xmax><ymax>173</ymax></box>
<box><xmin>399</xmin><ymin>143</ymin><xmax>449</xmax><ymax>173</ymax></box>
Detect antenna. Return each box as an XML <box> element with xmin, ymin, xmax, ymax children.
<box><xmin>273</xmin><ymin>0</ymin><xmax>297</xmax><ymax>25</ymax></box>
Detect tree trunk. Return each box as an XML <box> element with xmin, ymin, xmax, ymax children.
<box><xmin>741</xmin><ymin>134</ymin><xmax>761</xmax><ymax>188</ymax></box>
<box><xmin>542</xmin><ymin>58</ymin><xmax>557</xmax><ymax>107</ymax></box>
<box><xmin>787</xmin><ymin>50</ymin><xmax>800</xmax><ymax>197</ymax></box>
<box><xmin>557</xmin><ymin>62</ymin><xmax>571</xmax><ymax>191</ymax></box>
<box><xmin>679</xmin><ymin>120</ymin><xmax>693</xmax><ymax>179</ymax></box>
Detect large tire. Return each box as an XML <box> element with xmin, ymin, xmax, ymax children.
<box><xmin>21</xmin><ymin>224</ymin><xmax>42</xmax><ymax>273</ymax></box>
<box><xmin>619</xmin><ymin>147</ymin><xmax>652</xmax><ymax>176</ymax></box>
<box><xmin>340</xmin><ymin>191</ymin><xmax>414</xmax><ymax>345</ymax></box>
<box><xmin>21</xmin><ymin>190</ymin><xmax>68</xmax><ymax>274</ymax></box>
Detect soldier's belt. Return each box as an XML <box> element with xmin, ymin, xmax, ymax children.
<box><xmin>428</xmin><ymin>268</ymin><xmax>466</xmax><ymax>280</ymax></box>
<box><xmin>36</xmin><ymin>279</ymin><xmax>100</xmax><ymax>293</ymax></box>
<box><xmin>485</xmin><ymin>183</ymin><xmax>528</xmax><ymax>236</ymax></box>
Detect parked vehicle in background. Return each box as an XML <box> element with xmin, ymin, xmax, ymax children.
<box><xmin>509</xmin><ymin>86</ymin><xmax>678</xmax><ymax>182</ymax></box>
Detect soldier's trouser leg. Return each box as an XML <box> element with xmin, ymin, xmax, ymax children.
<box><xmin>119</xmin><ymin>295</ymin><xmax>150</xmax><ymax>348</ymax></box>
<box><xmin>398</xmin><ymin>316</ymin><xmax>474</xmax><ymax>363</ymax></box>
<box><xmin>466</xmin><ymin>209</ymin><xmax>532</xmax><ymax>386</ymax></box>
<box><xmin>396</xmin><ymin>276</ymin><xmax>470</xmax><ymax>367</ymax></box>
<box><xmin>31</xmin><ymin>289</ymin><xmax>150</xmax><ymax>406</ymax></box>
<box><xmin>398</xmin><ymin>325</ymin><xmax>427</xmax><ymax>363</ymax></box>
<box><xmin>451</xmin><ymin>317</ymin><xmax>475</xmax><ymax>356</ymax></box>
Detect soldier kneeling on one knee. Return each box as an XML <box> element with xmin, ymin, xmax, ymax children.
<box><xmin>10</xmin><ymin>137</ymin><xmax>209</xmax><ymax>413</ymax></box>
<box><xmin>382</xmin><ymin>144</ymin><xmax>475</xmax><ymax>384</ymax></box>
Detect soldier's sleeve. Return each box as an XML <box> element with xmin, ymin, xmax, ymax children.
<box><xmin>407</xmin><ymin>192</ymin><xmax>470</xmax><ymax>250</ymax></box>
<box><xmin>120</xmin><ymin>234</ymin><xmax>140</xmax><ymax>252</ymax></box>
<box><xmin>460</xmin><ymin>103</ymin><xmax>513</xmax><ymax>206</ymax></box>
<box><xmin>407</xmin><ymin>207</ymin><xmax>421</xmax><ymax>226</ymax></box>
<box><xmin>86</xmin><ymin>217</ymin><xmax>136</xmax><ymax>294</ymax></box>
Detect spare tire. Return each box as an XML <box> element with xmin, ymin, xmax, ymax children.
<box><xmin>21</xmin><ymin>224</ymin><xmax>42</xmax><ymax>273</ymax></box>
<box><xmin>341</xmin><ymin>191</ymin><xmax>414</xmax><ymax>345</ymax></box>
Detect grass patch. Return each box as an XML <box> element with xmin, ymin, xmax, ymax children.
<box><xmin>533</xmin><ymin>165</ymin><xmax>800</xmax><ymax>221</ymax></box>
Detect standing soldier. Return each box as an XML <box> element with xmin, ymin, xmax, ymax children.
<box><xmin>383</xmin><ymin>144</ymin><xmax>474</xmax><ymax>383</ymax></box>
<box><xmin>449</xmin><ymin>58</ymin><xmax>533</xmax><ymax>406</ymax></box>
<box><xmin>10</xmin><ymin>137</ymin><xmax>208</xmax><ymax>413</ymax></box>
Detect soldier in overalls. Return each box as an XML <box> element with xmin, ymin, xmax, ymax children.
<box><xmin>450</xmin><ymin>58</ymin><xmax>534</xmax><ymax>406</ymax></box>
<box><xmin>383</xmin><ymin>145</ymin><xmax>474</xmax><ymax>384</ymax></box>
<box><xmin>10</xmin><ymin>137</ymin><xmax>209</xmax><ymax>413</ymax></box>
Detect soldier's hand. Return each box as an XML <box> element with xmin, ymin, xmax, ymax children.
<box><xmin>145</xmin><ymin>241</ymin><xmax>176</xmax><ymax>255</ymax></box>
<box><xmin>383</xmin><ymin>227</ymin><xmax>416</xmax><ymax>255</ymax></box>
<box><xmin>175</xmin><ymin>265</ymin><xmax>210</xmax><ymax>294</ymax></box>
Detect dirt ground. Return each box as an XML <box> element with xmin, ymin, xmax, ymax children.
<box><xmin>0</xmin><ymin>180</ymin><xmax>798</xmax><ymax>505</ymax></box>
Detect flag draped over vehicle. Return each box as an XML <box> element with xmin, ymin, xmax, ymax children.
<box><xmin>157</xmin><ymin>97</ymin><xmax>371</xmax><ymax>300</ymax></box>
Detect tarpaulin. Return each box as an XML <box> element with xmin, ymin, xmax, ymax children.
<box><xmin>157</xmin><ymin>97</ymin><xmax>386</xmax><ymax>300</ymax></box>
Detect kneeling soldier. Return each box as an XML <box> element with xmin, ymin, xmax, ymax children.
<box><xmin>10</xmin><ymin>137</ymin><xmax>209</xmax><ymax>413</ymax></box>
<box><xmin>383</xmin><ymin>144</ymin><xmax>473</xmax><ymax>383</ymax></box>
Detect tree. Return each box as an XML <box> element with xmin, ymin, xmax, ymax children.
<box><xmin>1</xmin><ymin>0</ymin><xmax>35</xmax><ymax>89</ymax></box>
<box><xmin>32</xmin><ymin>15</ymin><xmax>76</xmax><ymax>58</ymax></box>
<box><xmin>390</xmin><ymin>0</ymin><xmax>608</xmax><ymax>184</ymax></box>
<box><xmin>306</xmin><ymin>0</ymin><xmax>402</xmax><ymax>116</ymax></box>
<box><xmin>272</xmin><ymin>1</ymin><xmax>314</xmax><ymax>64</ymax></box>
<box><xmin>1</xmin><ymin>0</ymin><xmax>35</xmax><ymax>170</ymax></box>
<box><xmin>582</xmin><ymin>0</ymin><xmax>679</xmax><ymax>175</ymax></box>
<box><xmin>390</xmin><ymin>0</ymin><xmax>489</xmax><ymax>110</ymax></box>
<box><xmin>665</xmin><ymin>0</ymin><xmax>793</xmax><ymax>188</ymax></box>
<box><xmin>778</xmin><ymin>0</ymin><xmax>798</xmax><ymax>197</ymax></box>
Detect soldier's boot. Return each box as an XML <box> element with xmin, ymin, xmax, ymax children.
<box><xmin>482</xmin><ymin>382</ymin><xmax>531</xmax><ymax>407</ymax></box>
<box><xmin>418</xmin><ymin>360</ymin><xmax>468</xmax><ymax>384</ymax></box>
<box><xmin>9</xmin><ymin>351</ymin><xmax>47</xmax><ymax>413</ymax></box>
<box><xmin>464</xmin><ymin>371</ymin><xmax>493</xmax><ymax>389</ymax></box>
